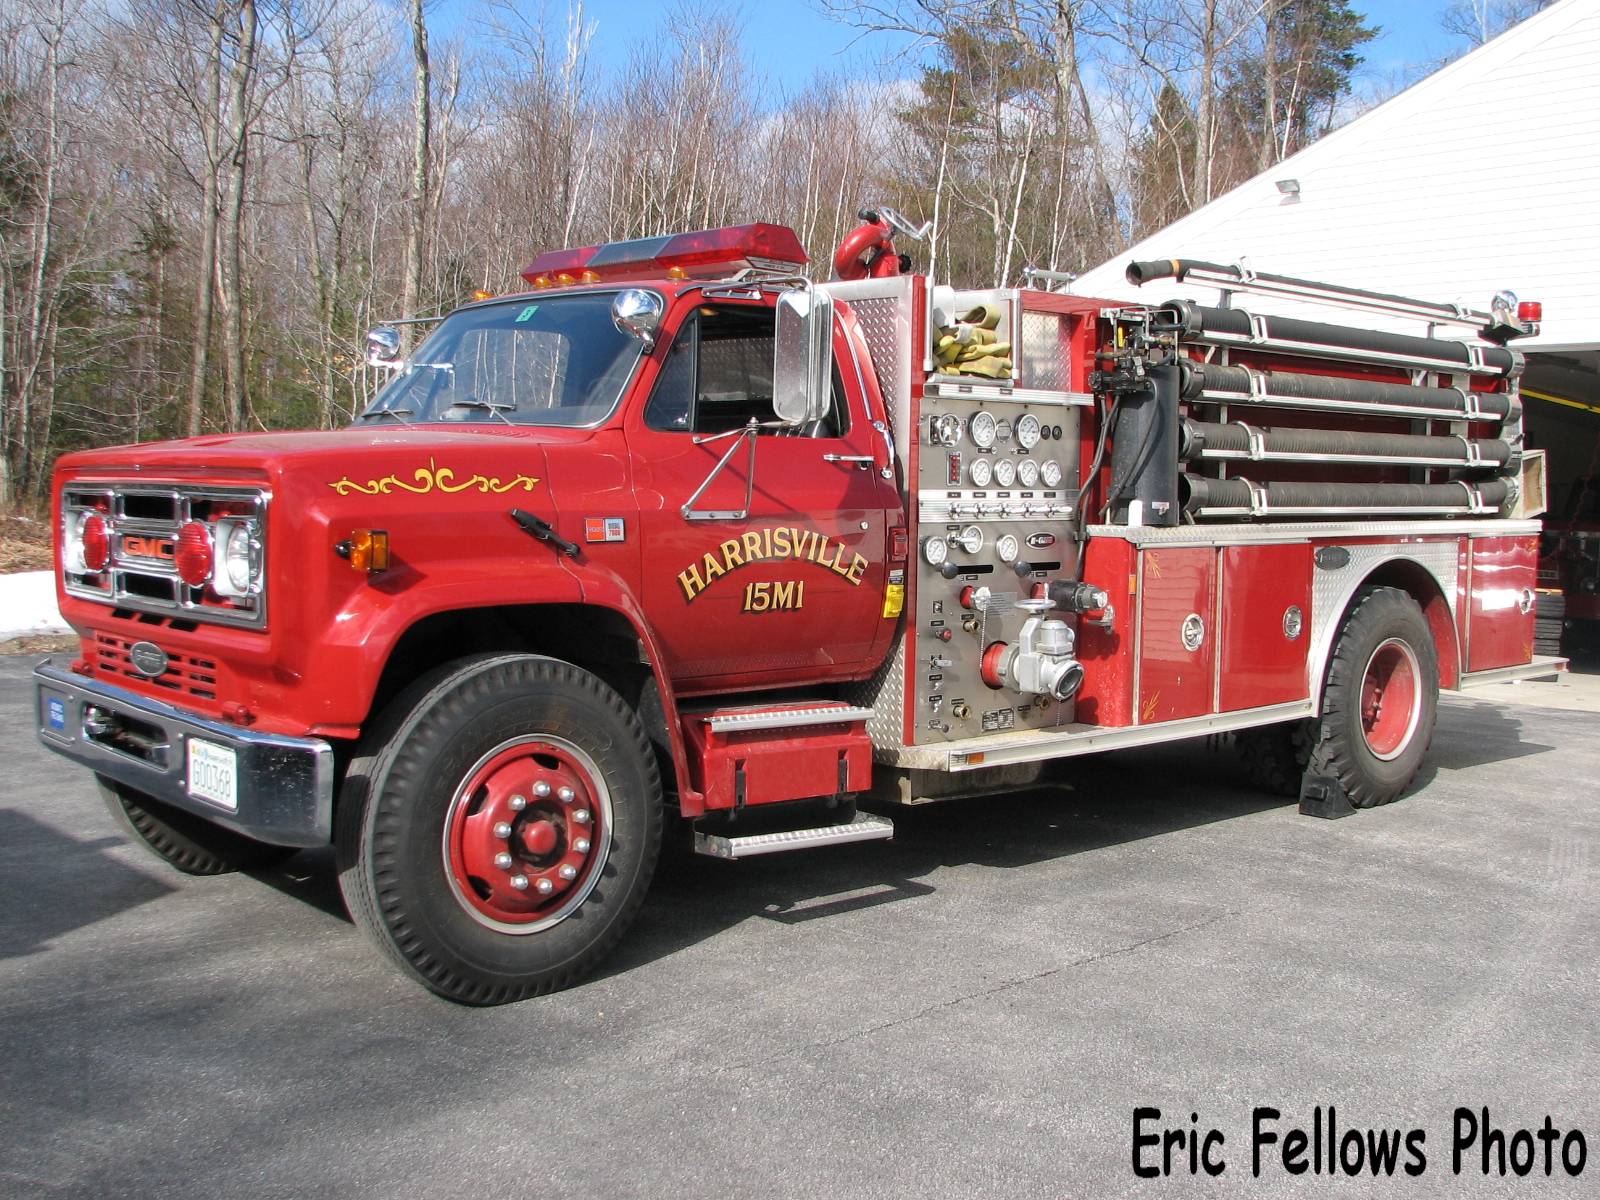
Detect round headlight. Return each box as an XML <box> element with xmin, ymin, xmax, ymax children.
<box><xmin>223</xmin><ymin>523</ymin><xmax>255</xmax><ymax>592</ymax></box>
<box><xmin>62</xmin><ymin>511</ymin><xmax>87</xmax><ymax>573</ymax></box>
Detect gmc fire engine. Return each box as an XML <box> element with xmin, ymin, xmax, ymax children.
<box><xmin>34</xmin><ymin>214</ymin><xmax>1561</xmax><ymax>1004</ymax></box>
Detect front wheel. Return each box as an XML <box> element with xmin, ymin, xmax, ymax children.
<box><xmin>336</xmin><ymin>654</ymin><xmax>662</xmax><ymax>1005</ymax></box>
<box><xmin>99</xmin><ymin>777</ymin><xmax>297</xmax><ymax>875</ymax></box>
<box><xmin>1306</xmin><ymin>586</ymin><xmax>1439</xmax><ymax>808</ymax></box>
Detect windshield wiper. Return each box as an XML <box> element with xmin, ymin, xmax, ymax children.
<box><xmin>448</xmin><ymin>398</ymin><xmax>515</xmax><ymax>425</ymax></box>
<box><xmin>364</xmin><ymin>407</ymin><xmax>414</xmax><ymax>425</ymax></box>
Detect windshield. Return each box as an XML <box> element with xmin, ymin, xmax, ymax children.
<box><xmin>358</xmin><ymin>292</ymin><xmax>646</xmax><ymax>427</ymax></box>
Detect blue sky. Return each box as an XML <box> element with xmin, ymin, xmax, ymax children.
<box><xmin>434</xmin><ymin>1</ymin><xmax>1473</xmax><ymax>100</ymax></box>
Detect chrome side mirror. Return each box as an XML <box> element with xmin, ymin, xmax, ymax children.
<box><xmin>365</xmin><ymin>325</ymin><xmax>402</xmax><ymax>369</ymax></box>
<box><xmin>613</xmin><ymin>289</ymin><xmax>663</xmax><ymax>350</ymax></box>
<box><xmin>773</xmin><ymin>287</ymin><xmax>833</xmax><ymax>427</ymax></box>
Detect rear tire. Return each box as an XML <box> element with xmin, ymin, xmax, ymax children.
<box><xmin>336</xmin><ymin>654</ymin><xmax>662</xmax><ymax>1005</ymax></box>
<box><xmin>1305</xmin><ymin>586</ymin><xmax>1439</xmax><ymax>808</ymax></box>
<box><xmin>100</xmin><ymin>776</ymin><xmax>297</xmax><ymax>875</ymax></box>
<box><xmin>1534</xmin><ymin>592</ymin><xmax>1565</xmax><ymax>657</ymax></box>
<box><xmin>1234</xmin><ymin>720</ymin><xmax>1315</xmax><ymax>798</ymax></box>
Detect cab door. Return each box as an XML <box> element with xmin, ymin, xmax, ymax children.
<box><xmin>627</xmin><ymin>298</ymin><xmax>898</xmax><ymax>690</ymax></box>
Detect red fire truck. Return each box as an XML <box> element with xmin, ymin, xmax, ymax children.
<box><xmin>34</xmin><ymin>214</ymin><xmax>1561</xmax><ymax>1003</ymax></box>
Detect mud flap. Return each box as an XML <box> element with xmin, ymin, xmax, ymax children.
<box><xmin>1298</xmin><ymin>773</ymin><xmax>1356</xmax><ymax>819</ymax></box>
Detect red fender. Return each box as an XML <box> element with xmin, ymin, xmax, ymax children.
<box><xmin>833</xmin><ymin>220</ymin><xmax>895</xmax><ymax>281</ymax></box>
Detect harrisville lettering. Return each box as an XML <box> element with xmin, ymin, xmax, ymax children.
<box><xmin>1131</xmin><ymin>1106</ymin><xmax>1589</xmax><ymax>1180</ymax></box>
<box><xmin>676</xmin><ymin>526</ymin><xmax>868</xmax><ymax>603</ymax></box>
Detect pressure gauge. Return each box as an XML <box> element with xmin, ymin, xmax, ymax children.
<box><xmin>968</xmin><ymin>410</ymin><xmax>998</xmax><ymax>450</ymax></box>
<box><xmin>968</xmin><ymin>458</ymin><xmax>993</xmax><ymax>488</ymax></box>
<box><xmin>1016</xmin><ymin>413</ymin><xmax>1042</xmax><ymax>449</ymax></box>
<box><xmin>995</xmin><ymin>533</ymin><xmax>1020</xmax><ymax>564</ymax></box>
<box><xmin>1017</xmin><ymin>458</ymin><xmax>1040</xmax><ymax>488</ymax></box>
<box><xmin>1041</xmin><ymin>459</ymin><xmax>1063</xmax><ymax>488</ymax></box>
<box><xmin>993</xmin><ymin>457</ymin><xmax>1017</xmax><ymax>488</ymax></box>
<box><xmin>931</xmin><ymin>413</ymin><xmax>962</xmax><ymax>447</ymax></box>
<box><xmin>955</xmin><ymin>525</ymin><xmax>984</xmax><ymax>555</ymax></box>
<box><xmin>922</xmin><ymin>535</ymin><xmax>949</xmax><ymax>567</ymax></box>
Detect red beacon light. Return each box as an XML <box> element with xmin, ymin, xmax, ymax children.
<box><xmin>521</xmin><ymin>223</ymin><xmax>808</xmax><ymax>288</ymax></box>
<box><xmin>1518</xmin><ymin>300</ymin><xmax>1543</xmax><ymax>323</ymax></box>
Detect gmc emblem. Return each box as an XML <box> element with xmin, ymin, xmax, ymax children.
<box><xmin>121</xmin><ymin>535</ymin><xmax>175</xmax><ymax>562</ymax></box>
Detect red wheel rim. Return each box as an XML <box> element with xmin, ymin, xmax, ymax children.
<box><xmin>441</xmin><ymin>735</ymin><xmax>612</xmax><ymax>933</ymax></box>
<box><xmin>1359</xmin><ymin>638</ymin><xmax>1421</xmax><ymax>761</ymax></box>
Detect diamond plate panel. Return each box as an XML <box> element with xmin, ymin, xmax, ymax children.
<box><xmin>850</xmin><ymin>294</ymin><xmax>905</xmax><ymax>439</ymax></box>
<box><xmin>1020</xmin><ymin>310</ymin><xmax>1069</xmax><ymax>392</ymax></box>
<box><xmin>843</xmin><ymin>629</ymin><xmax>909</xmax><ymax>754</ymax></box>
<box><xmin>1307</xmin><ymin>538</ymin><xmax>1460</xmax><ymax>696</ymax></box>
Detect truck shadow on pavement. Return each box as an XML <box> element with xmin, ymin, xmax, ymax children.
<box><xmin>0</xmin><ymin>809</ymin><xmax>177</xmax><ymax>960</ymax></box>
<box><xmin>87</xmin><ymin>697</ymin><xmax>1555</xmax><ymax>986</ymax></box>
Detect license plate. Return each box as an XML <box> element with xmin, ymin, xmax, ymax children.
<box><xmin>187</xmin><ymin>738</ymin><xmax>239</xmax><ymax>811</ymax></box>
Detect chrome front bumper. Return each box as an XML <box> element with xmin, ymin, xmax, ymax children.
<box><xmin>33</xmin><ymin>660</ymin><xmax>334</xmax><ymax>847</ymax></box>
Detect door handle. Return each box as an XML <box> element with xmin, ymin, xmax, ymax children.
<box><xmin>822</xmin><ymin>453</ymin><xmax>874</xmax><ymax>468</ymax></box>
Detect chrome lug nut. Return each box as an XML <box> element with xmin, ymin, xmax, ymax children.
<box><xmin>557</xmin><ymin>786</ymin><xmax>576</xmax><ymax>803</ymax></box>
<box><xmin>494</xmin><ymin>852</ymin><xmax>514</xmax><ymax>870</ymax></box>
<box><xmin>536</xmin><ymin>878</ymin><xmax>555</xmax><ymax>895</ymax></box>
<box><xmin>573</xmin><ymin>809</ymin><xmax>591</xmax><ymax>826</ymax></box>
<box><xmin>574</xmin><ymin>838</ymin><xmax>591</xmax><ymax>854</ymax></box>
<box><xmin>509</xmin><ymin>795</ymin><xmax>527</xmax><ymax>811</ymax></box>
<box><xmin>509</xmin><ymin>874</ymin><xmax>530</xmax><ymax>891</ymax></box>
<box><xmin>533</xmin><ymin>781</ymin><xmax>552</xmax><ymax>798</ymax></box>
<box><xmin>492</xmin><ymin>821</ymin><xmax>513</xmax><ymax>839</ymax></box>
<box><xmin>558</xmin><ymin>864</ymin><xmax>577</xmax><ymax>881</ymax></box>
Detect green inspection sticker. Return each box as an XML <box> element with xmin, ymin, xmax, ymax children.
<box><xmin>514</xmin><ymin>304</ymin><xmax>539</xmax><ymax>323</ymax></box>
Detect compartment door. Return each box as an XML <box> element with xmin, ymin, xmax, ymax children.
<box><xmin>1136</xmin><ymin>547</ymin><xmax>1217</xmax><ymax>724</ymax></box>
<box><xmin>1467</xmin><ymin>535</ymin><xmax>1538</xmax><ymax>671</ymax></box>
<box><xmin>1219</xmin><ymin>543</ymin><xmax>1313</xmax><ymax>710</ymax></box>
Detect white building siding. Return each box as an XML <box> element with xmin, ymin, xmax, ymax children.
<box><xmin>1072</xmin><ymin>0</ymin><xmax>1600</xmax><ymax>351</ymax></box>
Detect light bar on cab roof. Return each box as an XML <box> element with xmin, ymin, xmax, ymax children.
<box><xmin>521</xmin><ymin>223</ymin><xmax>808</xmax><ymax>288</ymax></box>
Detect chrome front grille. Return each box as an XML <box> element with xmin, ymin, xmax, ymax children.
<box><xmin>62</xmin><ymin>484</ymin><xmax>268</xmax><ymax>629</ymax></box>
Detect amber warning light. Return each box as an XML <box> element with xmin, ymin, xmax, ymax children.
<box><xmin>336</xmin><ymin>529</ymin><xmax>390</xmax><ymax>573</ymax></box>
<box><xmin>522</xmin><ymin>224</ymin><xmax>808</xmax><ymax>289</ymax></box>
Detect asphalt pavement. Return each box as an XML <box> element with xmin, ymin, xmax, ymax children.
<box><xmin>2</xmin><ymin>652</ymin><xmax>1597</xmax><ymax>1199</ymax></box>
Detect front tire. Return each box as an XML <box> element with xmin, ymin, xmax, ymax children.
<box><xmin>1305</xmin><ymin>586</ymin><xmax>1439</xmax><ymax>808</ymax></box>
<box><xmin>99</xmin><ymin>776</ymin><xmax>297</xmax><ymax>875</ymax></box>
<box><xmin>336</xmin><ymin>655</ymin><xmax>662</xmax><ymax>1005</ymax></box>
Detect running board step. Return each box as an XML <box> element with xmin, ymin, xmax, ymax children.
<box><xmin>693</xmin><ymin>812</ymin><xmax>894</xmax><ymax>859</ymax></box>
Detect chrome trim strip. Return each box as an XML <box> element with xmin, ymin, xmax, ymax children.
<box><xmin>878</xmin><ymin>699</ymin><xmax>1319</xmax><ymax>771</ymax></box>
<box><xmin>1455</xmin><ymin>656</ymin><xmax>1565</xmax><ymax>689</ymax></box>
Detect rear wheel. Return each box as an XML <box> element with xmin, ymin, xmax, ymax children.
<box><xmin>99</xmin><ymin>776</ymin><xmax>297</xmax><ymax>875</ymax></box>
<box><xmin>1305</xmin><ymin>586</ymin><xmax>1439</xmax><ymax>808</ymax></box>
<box><xmin>336</xmin><ymin>654</ymin><xmax>662</xmax><ymax>1005</ymax></box>
<box><xmin>1534</xmin><ymin>592</ymin><xmax>1565</xmax><ymax>657</ymax></box>
<box><xmin>1234</xmin><ymin>720</ymin><xmax>1314</xmax><ymax>798</ymax></box>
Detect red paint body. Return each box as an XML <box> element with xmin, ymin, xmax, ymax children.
<box><xmin>1219</xmin><ymin>543</ymin><xmax>1312</xmax><ymax>711</ymax></box>
<box><xmin>1466</xmin><ymin>535</ymin><xmax>1538</xmax><ymax>670</ymax></box>
<box><xmin>1136</xmin><ymin>547</ymin><xmax>1217</xmax><ymax>723</ymax></box>
<box><xmin>48</xmin><ymin>268</ymin><xmax>1546</xmax><ymax>826</ymax></box>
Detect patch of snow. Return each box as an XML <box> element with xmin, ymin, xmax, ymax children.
<box><xmin>0</xmin><ymin>571</ymin><xmax>68</xmax><ymax>639</ymax></box>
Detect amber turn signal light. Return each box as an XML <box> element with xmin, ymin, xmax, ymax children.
<box><xmin>336</xmin><ymin>529</ymin><xmax>390</xmax><ymax>573</ymax></box>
